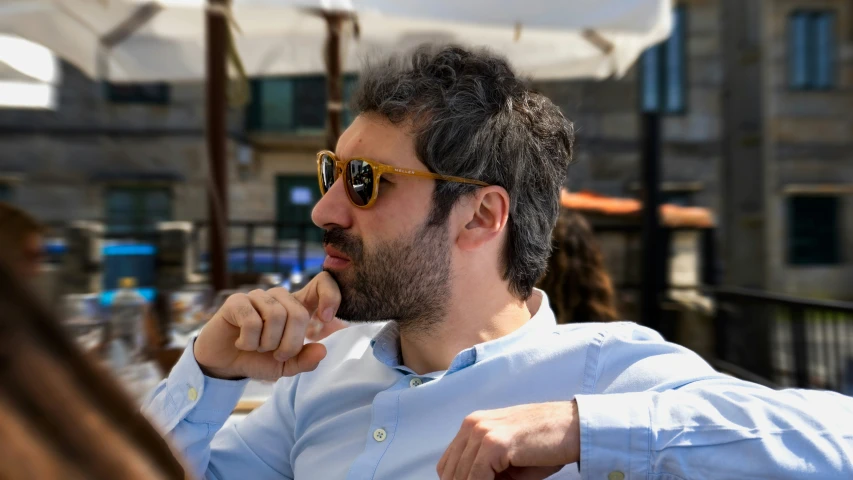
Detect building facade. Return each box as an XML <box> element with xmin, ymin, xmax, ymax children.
<box><xmin>0</xmin><ymin>0</ymin><xmax>850</xmax><ymax>298</ymax></box>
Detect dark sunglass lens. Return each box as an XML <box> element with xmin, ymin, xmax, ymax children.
<box><xmin>320</xmin><ymin>154</ymin><xmax>337</xmax><ymax>192</ymax></box>
<box><xmin>345</xmin><ymin>160</ymin><xmax>374</xmax><ymax>206</ymax></box>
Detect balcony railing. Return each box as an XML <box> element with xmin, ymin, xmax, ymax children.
<box><xmin>713</xmin><ymin>287</ymin><xmax>853</xmax><ymax>394</ymax></box>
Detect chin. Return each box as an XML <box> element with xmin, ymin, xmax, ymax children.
<box><xmin>323</xmin><ymin>267</ymin><xmax>351</xmax><ymax>287</ymax></box>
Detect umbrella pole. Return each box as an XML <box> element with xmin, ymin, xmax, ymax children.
<box><xmin>206</xmin><ymin>0</ymin><xmax>229</xmax><ymax>291</ymax></box>
<box><xmin>640</xmin><ymin>112</ymin><xmax>663</xmax><ymax>334</ymax></box>
<box><xmin>324</xmin><ymin>12</ymin><xmax>344</xmax><ymax>151</ymax></box>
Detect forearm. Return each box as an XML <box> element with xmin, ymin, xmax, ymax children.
<box><xmin>575</xmin><ymin>382</ymin><xmax>853</xmax><ymax>480</ymax></box>
<box><xmin>142</xmin><ymin>344</ymin><xmax>248</xmax><ymax>478</ymax></box>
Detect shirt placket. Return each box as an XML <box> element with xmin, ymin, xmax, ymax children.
<box><xmin>345</xmin><ymin>376</ymin><xmax>411</xmax><ymax>480</ymax></box>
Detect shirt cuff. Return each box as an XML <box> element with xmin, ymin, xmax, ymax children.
<box><xmin>575</xmin><ymin>392</ymin><xmax>654</xmax><ymax>480</ymax></box>
<box><xmin>163</xmin><ymin>341</ymin><xmax>249</xmax><ymax>428</ymax></box>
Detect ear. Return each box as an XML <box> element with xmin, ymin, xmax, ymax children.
<box><xmin>456</xmin><ymin>186</ymin><xmax>510</xmax><ymax>251</ymax></box>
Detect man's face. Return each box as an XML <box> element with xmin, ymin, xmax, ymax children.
<box><xmin>311</xmin><ymin>115</ymin><xmax>452</xmax><ymax>329</ymax></box>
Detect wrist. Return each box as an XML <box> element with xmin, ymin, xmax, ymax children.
<box><xmin>193</xmin><ymin>341</ymin><xmax>245</xmax><ymax>380</ymax></box>
<box><xmin>564</xmin><ymin>400</ymin><xmax>581</xmax><ymax>464</ymax></box>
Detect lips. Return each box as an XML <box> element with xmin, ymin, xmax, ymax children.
<box><xmin>324</xmin><ymin>245</ymin><xmax>351</xmax><ymax>261</ymax></box>
<box><xmin>323</xmin><ymin>244</ymin><xmax>352</xmax><ymax>270</ymax></box>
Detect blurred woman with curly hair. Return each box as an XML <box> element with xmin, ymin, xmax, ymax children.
<box><xmin>538</xmin><ymin>209</ymin><xmax>618</xmax><ymax>324</ymax></box>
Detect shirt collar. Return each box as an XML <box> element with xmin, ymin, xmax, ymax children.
<box><xmin>369</xmin><ymin>289</ymin><xmax>556</xmax><ymax>375</ymax></box>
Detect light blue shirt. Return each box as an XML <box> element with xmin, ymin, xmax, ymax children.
<box><xmin>143</xmin><ymin>290</ymin><xmax>853</xmax><ymax>479</ymax></box>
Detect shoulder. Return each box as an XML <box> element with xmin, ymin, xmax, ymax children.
<box><xmin>552</xmin><ymin>321</ymin><xmax>665</xmax><ymax>344</ymax></box>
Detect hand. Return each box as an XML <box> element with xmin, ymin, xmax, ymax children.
<box><xmin>306</xmin><ymin>316</ymin><xmax>349</xmax><ymax>342</ymax></box>
<box><xmin>193</xmin><ymin>272</ymin><xmax>341</xmax><ymax>381</ymax></box>
<box><xmin>437</xmin><ymin>401</ymin><xmax>580</xmax><ymax>480</ymax></box>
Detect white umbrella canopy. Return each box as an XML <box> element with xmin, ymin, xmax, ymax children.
<box><xmin>0</xmin><ymin>0</ymin><xmax>671</xmax><ymax>82</ymax></box>
<box><xmin>0</xmin><ymin>33</ymin><xmax>59</xmax><ymax>109</ymax></box>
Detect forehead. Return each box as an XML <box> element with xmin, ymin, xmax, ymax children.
<box><xmin>335</xmin><ymin>114</ymin><xmax>424</xmax><ymax>170</ymax></box>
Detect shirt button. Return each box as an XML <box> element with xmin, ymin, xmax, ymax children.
<box><xmin>187</xmin><ymin>387</ymin><xmax>198</xmax><ymax>402</ymax></box>
<box><xmin>409</xmin><ymin>377</ymin><xmax>423</xmax><ymax>387</ymax></box>
<box><xmin>608</xmin><ymin>472</ymin><xmax>625</xmax><ymax>480</ymax></box>
<box><xmin>373</xmin><ymin>428</ymin><xmax>387</xmax><ymax>442</ymax></box>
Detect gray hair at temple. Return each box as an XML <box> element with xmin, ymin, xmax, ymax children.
<box><xmin>351</xmin><ymin>44</ymin><xmax>575</xmax><ymax>299</ymax></box>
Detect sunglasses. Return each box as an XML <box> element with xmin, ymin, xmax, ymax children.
<box><xmin>316</xmin><ymin>150</ymin><xmax>489</xmax><ymax>208</ymax></box>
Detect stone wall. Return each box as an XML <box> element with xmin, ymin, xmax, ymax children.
<box><xmin>763</xmin><ymin>0</ymin><xmax>853</xmax><ymax>299</ymax></box>
<box><xmin>0</xmin><ymin>62</ymin><xmax>243</xmax><ymax>225</ymax></box>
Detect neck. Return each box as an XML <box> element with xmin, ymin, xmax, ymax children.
<box><xmin>398</xmin><ymin>280</ymin><xmax>538</xmax><ymax>375</ymax></box>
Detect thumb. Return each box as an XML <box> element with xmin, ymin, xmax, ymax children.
<box><xmin>281</xmin><ymin>343</ymin><xmax>327</xmax><ymax>377</ymax></box>
<box><xmin>293</xmin><ymin>272</ymin><xmax>341</xmax><ymax>323</ymax></box>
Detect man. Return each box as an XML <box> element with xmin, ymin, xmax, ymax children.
<box><xmin>144</xmin><ymin>45</ymin><xmax>853</xmax><ymax>479</ymax></box>
<box><xmin>0</xmin><ymin>202</ymin><xmax>44</xmax><ymax>279</ymax></box>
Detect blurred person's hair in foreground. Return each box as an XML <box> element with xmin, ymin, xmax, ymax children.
<box><xmin>0</xmin><ymin>202</ymin><xmax>45</xmax><ymax>278</ymax></box>
<box><xmin>0</xmin><ymin>261</ymin><xmax>185</xmax><ymax>479</ymax></box>
<box><xmin>538</xmin><ymin>209</ymin><xmax>618</xmax><ymax>323</ymax></box>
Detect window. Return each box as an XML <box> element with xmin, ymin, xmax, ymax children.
<box><xmin>247</xmin><ymin>75</ymin><xmax>358</xmax><ymax>133</ymax></box>
<box><xmin>105</xmin><ymin>186</ymin><xmax>172</xmax><ymax>234</ymax></box>
<box><xmin>662</xmin><ymin>191</ymin><xmax>693</xmax><ymax>207</ymax></box>
<box><xmin>788</xmin><ymin>196</ymin><xmax>839</xmax><ymax>265</ymax></box>
<box><xmin>640</xmin><ymin>6</ymin><xmax>687</xmax><ymax>113</ymax></box>
<box><xmin>105</xmin><ymin>83</ymin><xmax>170</xmax><ymax>104</ymax></box>
<box><xmin>276</xmin><ymin>175</ymin><xmax>323</xmax><ymax>244</ymax></box>
<box><xmin>788</xmin><ymin>11</ymin><xmax>836</xmax><ymax>90</ymax></box>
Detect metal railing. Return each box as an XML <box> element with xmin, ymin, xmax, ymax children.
<box><xmin>713</xmin><ymin>287</ymin><xmax>853</xmax><ymax>394</ymax></box>
<box><xmin>591</xmin><ymin>225</ymin><xmax>718</xmax><ymax>292</ymax></box>
<box><xmin>44</xmin><ymin>220</ymin><xmax>325</xmax><ymax>281</ymax></box>
<box><xmin>188</xmin><ymin>220</ymin><xmax>324</xmax><ymax>276</ymax></box>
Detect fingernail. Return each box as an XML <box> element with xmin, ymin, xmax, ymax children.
<box><xmin>274</xmin><ymin>352</ymin><xmax>286</xmax><ymax>362</ymax></box>
<box><xmin>323</xmin><ymin>308</ymin><xmax>335</xmax><ymax>322</ymax></box>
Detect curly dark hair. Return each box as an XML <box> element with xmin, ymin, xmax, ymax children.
<box><xmin>351</xmin><ymin>44</ymin><xmax>575</xmax><ymax>300</ymax></box>
<box><xmin>538</xmin><ymin>210</ymin><xmax>618</xmax><ymax>323</ymax></box>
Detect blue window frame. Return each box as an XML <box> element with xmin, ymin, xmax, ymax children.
<box><xmin>640</xmin><ymin>6</ymin><xmax>687</xmax><ymax>113</ymax></box>
<box><xmin>788</xmin><ymin>10</ymin><xmax>836</xmax><ymax>90</ymax></box>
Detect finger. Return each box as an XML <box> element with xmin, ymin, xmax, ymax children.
<box><xmin>305</xmin><ymin>317</ymin><xmax>324</xmax><ymax>341</ymax></box>
<box><xmin>471</xmin><ymin>433</ymin><xmax>511</xmax><ymax>480</ymax></box>
<box><xmin>437</xmin><ymin>441</ymin><xmax>451</xmax><ymax>478</ymax></box>
<box><xmin>292</xmin><ymin>271</ymin><xmax>341</xmax><ymax>322</ymax></box>
<box><xmin>281</xmin><ymin>342</ymin><xmax>327</xmax><ymax>377</ymax></box>
<box><xmin>267</xmin><ymin>289</ymin><xmax>311</xmax><ymax>362</ymax></box>
<box><xmin>455</xmin><ymin>432</ymin><xmax>484</xmax><ymax>480</ymax></box>
<box><xmin>222</xmin><ymin>295</ymin><xmax>263</xmax><ymax>351</ymax></box>
<box><xmin>306</xmin><ymin>317</ymin><xmax>348</xmax><ymax>341</ymax></box>
<box><xmin>468</xmin><ymin>448</ymin><xmax>498</xmax><ymax>480</ymax></box>
<box><xmin>247</xmin><ymin>289</ymin><xmax>287</xmax><ymax>352</ymax></box>
<box><xmin>440</xmin><ymin>424</ymin><xmax>472</xmax><ymax>480</ymax></box>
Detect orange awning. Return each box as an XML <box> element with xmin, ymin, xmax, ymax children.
<box><xmin>561</xmin><ymin>189</ymin><xmax>714</xmax><ymax>228</ymax></box>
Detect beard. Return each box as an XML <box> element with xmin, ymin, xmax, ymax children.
<box><xmin>322</xmin><ymin>219</ymin><xmax>451</xmax><ymax>333</ymax></box>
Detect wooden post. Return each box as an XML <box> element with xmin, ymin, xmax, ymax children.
<box><xmin>324</xmin><ymin>13</ymin><xmax>344</xmax><ymax>151</ymax></box>
<box><xmin>206</xmin><ymin>0</ymin><xmax>229</xmax><ymax>291</ymax></box>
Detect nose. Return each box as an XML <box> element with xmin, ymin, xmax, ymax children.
<box><xmin>312</xmin><ymin>176</ymin><xmax>353</xmax><ymax>230</ymax></box>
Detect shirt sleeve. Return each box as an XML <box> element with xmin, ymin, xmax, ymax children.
<box><xmin>141</xmin><ymin>343</ymin><xmax>299</xmax><ymax>480</ymax></box>
<box><xmin>574</xmin><ymin>322</ymin><xmax>853</xmax><ymax>480</ymax></box>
